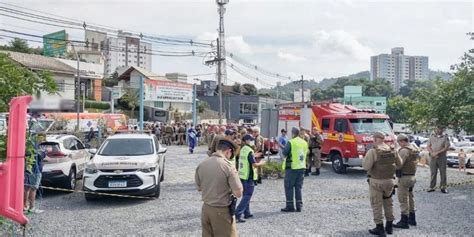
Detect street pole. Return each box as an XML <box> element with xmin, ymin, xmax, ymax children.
<box><xmin>217</xmin><ymin>0</ymin><xmax>228</xmax><ymax>85</ymax></box>
<box><xmin>301</xmin><ymin>75</ymin><xmax>304</xmax><ymax>104</ymax></box>
<box><xmin>217</xmin><ymin>38</ymin><xmax>223</xmax><ymax>125</ymax></box>
<box><xmin>70</xmin><ymin>42</ymin><xmax>81</xmax><ymax>132</ymax></box>
<box><xmin>192</xmin><ymin>83</ymin><xmax>197</xmax><ymax>126</ymax></box>
<box><xmin>139</xmin><ymin>76</ymin><xmax>144</xmax><ymax>131</ymax></box>
<box><xmin>82</xmin><ymin>83</ymin><xmax>86</xmax><ymax>112</ymax></box>
<box><xmin>111</xmin><ymin>90</ymin><xmax>115</xmax><ymax>114</ymax></box>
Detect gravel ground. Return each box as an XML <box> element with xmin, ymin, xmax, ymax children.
<box><xmin>2</xmin><ymin>145</ymin><xmax>473</xmax><ymax>236</ymax></box>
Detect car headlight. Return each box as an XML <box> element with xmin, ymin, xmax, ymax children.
<box><xmin>85</xmin><ymin>167</ymin><xmax>98</xmax><ymax>174</ymax></box>
<box><xmin>139</xmin><ymin>166</ymin><xmax>157</xmax><ymax>173</ymax></box>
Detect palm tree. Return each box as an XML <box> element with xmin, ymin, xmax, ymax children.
<box><xmin>121</xmin><ymin>88</ymin><xmax>140</xmax><ymax>118</ymax></box>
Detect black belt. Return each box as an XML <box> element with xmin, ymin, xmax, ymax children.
<box><xmin>402</xmin><ymin>173</ymin><xmax>415</xmax><ymax>176</ymax></box>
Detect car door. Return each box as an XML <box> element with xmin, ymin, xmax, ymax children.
<box><xmin>154</xmin><ymin>136</ymin><xmax>164</xmax><ymax>175</ymax></box>
<box><xmin>64</xmin><ymin>138</ymin><xmax>83</xmax><ymax>171</ymax></box>
<box><xmin>74</xmin><ymin>138</ymin><xmax>88</xmax><ymax>172</ymax></box>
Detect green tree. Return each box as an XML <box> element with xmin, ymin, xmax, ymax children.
<box><xmin>0</xmin><ymin>53</ymin><xmax>58</xmax><ymax>112</ymax></box>
<box><xmin>232</xmin><ymin>82</ymin><xmax>241</xmax><ymax>94</ymax></box>
<box><xmin>102</xmin><ymin>71</ymin><xmax>119</xmax><ymax>87</ymax></box>
<box><xmin>242</xmin><ymin>83</ymin><xmax>257</xmax><ymax>95</ymax></box>
<box><xmin>8</xmin><ymin>38</ymin><xmax>31</xmax><ymax>53</ymax></box>
<box><xmin>197</xmin><ymin>100</ymin><xmax>209</xmax><ymax>113</ymax></box>
<box><xmin>120</xmin><ymin>88</ymin><xmax>140</xmax><ymax>118</ymax></box>
<box><xmin>386</xmin><ymin>96</ymin><xmax>414</xmax><ymax>123</ymax></box>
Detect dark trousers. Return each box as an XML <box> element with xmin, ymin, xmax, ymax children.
<box><xmin>284</xmin><ymin>169</ymin><xmax>304</xmax><ymax>209</ymax></box>
<box><xmin>236</xmin><ymin>179</ymin><xmax>255</xmax><ymax>218</ymax></box>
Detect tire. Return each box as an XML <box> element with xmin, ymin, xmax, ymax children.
<box><xmin>64</xmin><ymin>167</ymin><xmax>77</xmax><ymax>190</ymax></box>
<box><xmin>84</xmin><ymin>193</ymin><xmax>99</xmax><ymax>201</ymax></box>
<box><xmin>153</xmin><ymin>181</ymin><xmax>161</xmax><ymax>198</ymax></box>
<box><xmin>331</xmin><ymin>153</ymin><xmax>347</xmax><ymax>174</ymax></box>
<box><xmin>160</xmin><ymin>163</ymin><xmax>165</xmax><ymax>182</ymax></box>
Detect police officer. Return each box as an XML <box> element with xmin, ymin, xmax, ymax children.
<box><xmin>363</xmin><ymin>131</ymin><xmax>402</xmax><ymax>236</ymax></box>
<box><xmin>308</xmin><ymin>127</ymin><xmax>324</xmax><ymax>176</ymax></box>
<box><xmin>195</xmin><ymin>138</ymin><xmax>243</xmax><ymax>237</ymax></box>
<box><xmin>281</xmin><ymin>127</ymin><xmax>308</xmax><ymax>212</ymax></box>
<box><xmin>252</xmin><ymin>127</ymin><xmax>265</xmax><ymax>184</ymax></box>
<box><xmin>235</xmin><ymin>134</ymin><xmax>265</xmax><ymax>223</ymax></box>
<box><xmin>427</xmin><ymin>126</ymin><xmax>450</xmax><ymax>193</ymax></box>
<box><xmin>393</xmin><ymin>134</ymin><xmax>419</xmax><ymax>229</ymax></box>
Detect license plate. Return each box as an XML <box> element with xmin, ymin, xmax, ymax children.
<box><xmin>108</xmin><ymin>181</ymin><xmax>127</xmax><ymax>188</ymax></box>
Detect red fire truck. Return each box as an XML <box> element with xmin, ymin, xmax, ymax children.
<box><xmin>278</xmin><ymin>102</ymin><xmax>396</xmax><ymax>174</ymax></box>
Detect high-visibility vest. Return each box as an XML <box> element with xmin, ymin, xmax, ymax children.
<box><xmin>239</xmin><ymin>145</ymin><xmax>258</xmax><ymax>181</ymax></box>
<box><xmin>282</xmin><ymin>137</ymin><xmax>308</xmax><ymax>170</ymax></box>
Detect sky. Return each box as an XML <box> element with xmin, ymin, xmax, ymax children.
<box><xmin>0</xmin><ymin>0</ymin><xmax>472</xmax><ymax>87</ymax></box>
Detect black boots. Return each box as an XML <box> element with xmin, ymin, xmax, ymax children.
<box><xmin>257</xmin><ymin>176</ymin><xmax>262</xmax><ymax>184</ymax></box>
<box><xmin>408</xmin><ymin>212</ymin><xmax>417</xmax><ymax>226</ymax></box>
<box><xmin>385</xmin><ymin>221</ymin><xmax>393</xmax><ymax>234</ymax></box>
<box><xmin>393</xmin><ymin>215</ymin><xmax>409</xmax><ymax>229</ymax></box>
<box><xmin>369</xmin><ymin>224</ymin><xmax>386</xmax><ymax>237</ymax></box>
<box><xmin>304</xmin><ymin>169</ymin><xmax>310</xmax><ymax>176</ymax></box>
<box><xmin>311</xmin><ymin>168</ymin><xmax>320</xmax><ymax>176</ymax></box>
<box><xmin>280</xmin><ymin>207</ymin><xmax>295</xmax><ymax>212</ymax></box>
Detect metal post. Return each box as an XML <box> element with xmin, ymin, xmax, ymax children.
<box><xmin>217</xmin><ymin>38</ymin><xmax>223</xmax><ymax>125</ymax></box>
<box><xmin>139</xmin><ymin>76</ymin><xmax>144</xmax><ymax>131</ymax></box>
<box><xmin>82</xmin><ymin>82</ymin><xmax>86</xmax><ymax>112</ymax></box>
<box><xmin>70</xmin><ymin>42</ymin><xmax>81</xmax><ymax>132</ymax></box>
<box><xmin>301</xmin><ymin>75</ymin><xmax>304</xmax><ymax>104</ymax></box>
<box><xmin>111</xmin><ymin>90</ymin><xmax>115</xmax><ymax>114</ymax></box>
<box><xmin>192</xmin><ymin>83</ymin><xmax>197</xmax><ymax>126</ymax></box>
<box><xmin>217</xmin><ymin>0</ymin><xmax>228</xmax><ymax>84</ymax></box>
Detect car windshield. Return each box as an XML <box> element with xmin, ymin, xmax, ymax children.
<box><xmin>349</xmin><ymin>118</ymin><xmax>392</xmax><ymax>135</ymax></box>
<box><xmin>98</xmin><ymin>138</ymin><xmax>154</xmax><ymax>156</ymax></box>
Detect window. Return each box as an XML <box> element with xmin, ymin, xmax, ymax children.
<box><xmin>375</xmin><ymin>102</ymin><xmax>382</xmax><ymax>106</ymax></box>
<box><xmin>239</xmin><ymin>103</ymin><xmax>258</xmax><ymax>115</ymax></box>
<box><xmin>322</xmin><ymin>119</ymin><xmax>330</xmax><ymax>130</ymax></box>
<box><xmin>153</xmin><ymin>136</ymin><xmax>160</xmax><ymax>152</ymax></box>
<box><xmin>335</xmin><ymin>119</ymin><xmax>349</xmax><ymax>133</ymax></box>
<box><xmin>64</xmin><ymin>138</ymin><xmax>77</xmax><ymax>150</ymax></box>
<box><xmin>75</xmin><ymin>139</ymin><xmax>85</xmax><ymax>150</ymax></box>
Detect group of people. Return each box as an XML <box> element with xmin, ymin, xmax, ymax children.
<box><xmin>195</xmin><ymin>125</ymin><xmax>327</xmax><ymax>237</ymax></box>
<box><xmin>194</xmin><ymin>124</ymin><xmax>461</xmax><ymax>237</ymax></box>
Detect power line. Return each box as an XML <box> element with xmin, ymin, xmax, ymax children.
<box><xmin>227</xmin><ymin>62</ymin><xmax>275</xmax><ymax>88</ymax></box>
<box><xmin>227</xmin><ymin>52</ymin><xmax>294</xmax><ymax>82</ymax></box>
<box><xmin>0</xmin><ymin>4</ymin><xmax>213</xmax><ymax>47</ymax></box>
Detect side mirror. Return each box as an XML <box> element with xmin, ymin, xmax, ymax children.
<box><xmin>158</xmin><ymin>147</ymin><xmax>167</xmax><ymax>154</ymax></box>
<box><xmin>88</xmin><ymin>148</ymin><xmax>97</xmax><ymax>155</ymax></box>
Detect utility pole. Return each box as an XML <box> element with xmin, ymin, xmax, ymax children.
<box><xmin>69</xmin><ymin>42</ymin><xmax>80</xmax><ymax>132</ymax></box>
<box><xmin>216</xmin><ymin>0</ymin><xmax>229</xmax><ymax>85</ymax></box>
<box><xmin>139</xmin><ymin>76</ymin><xmax>144</xmax><ymax>131</ymax></box>
<box><xmin>205</xmin><ymin>38</ymin><xmax>224</xmax><ymax>125</ymax></box>
<box><xmin>300</xmin><ymin>75</ymin><xmax>304</xmax><ymax>104</ymax></box>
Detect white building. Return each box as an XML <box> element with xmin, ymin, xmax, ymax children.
<box><xmin>83</xmin><ymin>30</ymin><xmax>152</xmax><ymax>76</ymax></box>
<box><xmin>370</xmin><ymin>47</ymin><xmax>428</xmax><ymax>91</ymax></box>
<box><xmin>105</xmin><ymin>31</ymin><xmax>152</xmax><ymax>76</ymax></box>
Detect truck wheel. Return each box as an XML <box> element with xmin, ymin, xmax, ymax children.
<box><xmin>331</xmin><ymin>153</ymin><xmax>347</xmax><ymax>174</ymax></box>
<box><xmin>64</xmin><ymin>167</ymin><xmax>77</xmax><ymax>190</ymax></box>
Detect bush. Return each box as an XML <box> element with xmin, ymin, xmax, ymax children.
<box><xmin>262</xmin><ymin>161</ymin><xmax>284</xmax><ymax>179</ymax></box>
<box><xmin>84</xmin><ymin>100</ymin><xmax>110</xmax><ymax>110</ymax></box>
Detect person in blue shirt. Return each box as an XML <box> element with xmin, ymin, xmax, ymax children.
<box><xmin>278</xmin><ymin>129</ymin><xmax>288</xmax><ymax>160</ymax></box>
<box><xmin>24</xmin><ymin>133</ymin><xmax>46</xmax><ymax>214</ymax></box>
<box><xmin>187</xmin><ymin>126</ymin><xmax>197</xmax><ymax>154</ymax></box>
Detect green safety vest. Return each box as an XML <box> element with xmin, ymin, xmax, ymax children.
<box><xmin>239</xmin><ymin>145</ymin><xmax>258</xmax><ymax>181</ymax></box>
<box><xmin>282</xmin><ymin>137</ymin><xmax>308</xmax><ymax>170</ymax></box>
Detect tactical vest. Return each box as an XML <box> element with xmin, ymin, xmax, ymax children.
<box><xmin>239</xmin><ymin>145</ymin><xmax>257</xmax><ymax>181</ymax></box>
<box><xmin>371</xmin><ymin>148</ymin><xmax>396</xmax><ymax>179</ymax></box>
<box><xmin>400</xmin><ymin>147</ymin><xmax>418</xmax><ymax>175</ymax></box>
<box><xmin>282</xmin><ymin>137</ymin><xmax>308</xmax><ymax>170</ymax></box>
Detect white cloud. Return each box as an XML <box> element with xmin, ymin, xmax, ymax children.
<box><xmin>447</xmin><ymin>18</ymin><xmax>469</xmax><ymax>26</ymax></box>
<box><xmin>197</xmin><ymin>33</ymin><xmax>252</xmax><ymax>54</ymax></box>
<box><xmin>313</xmin><ymin>30</ymin><xmax>374</xmax><ymax>61</ymax></box>
<box><xmin>226</xmin><ymin>35</ymin><xmax>252</xmax><ymax>55</ymax></box>
<box><xmin>278</xmin><ymin>51</ymin><xmax>307</xmax><ymax>62</ymax></box>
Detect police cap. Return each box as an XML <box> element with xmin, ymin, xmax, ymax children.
<box><xmin>242</xmin><ymin>134</ymin><xmax>255</xmax><ymax>141</ymax></box>
<box><xmin>217</xmin><ymin>138</ymin><xmax>237</xmax><ymax>152</ymax></box>
<box><xmin>397</xmin><ymin>134</ymin><xmax>409</xmax><ymax>142</ymax></box>
<box><xmin>372</xmin><ymin>131</ymin><xmax>386</xmax><ymax>139</ymax></box>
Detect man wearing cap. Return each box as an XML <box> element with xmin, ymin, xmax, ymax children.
<box><xmin>195</xmin><ymin>138</ymin><xmax>243</xmax><ymax>237</ymax></box>
<box><xmin>252</xmin><ymin>127</ymin><xmax>265</xmax><ymax>184</ymax></box>
<box><xmin>208</xmin><ymin>126</ymin><xmax>226</xmax><ymax>156</ymax></box>
<box><xmin>427</xmin><ymin>126</ymin><xmax>450</xmax><ymax>193</ymax></box>
<box><xmin>308</xmin><ymin>128</ymin><xmax>324</xmax><ymax>176</ymax></box>
<box><xmin>281</xmin><ymin>127</ymin><xmax>308</xmax><ymax>212</ymax></box>
<box><xmin>235</xmin><ymin>134</ymin><xmax>265</xmax><ymax>223</ymax></box>
<box><xmin>278</xmin><ymin>129</ymin><xmax>288</xmax><ymax>160</ymax></box>
<box><xmin>363</xmin><ymin>131</ymin><xmax>402</xmax><ymax>236</ymax></box>
<box><xmin>393</xmin><ymin>134</ymin><xmax>419</xmax><ymax>229</ymax></box>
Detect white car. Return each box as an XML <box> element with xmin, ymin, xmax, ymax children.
<box><xmin>450</xmin><ymin>142</ymin><xmax>474</xmax><ymax>153</ymax></box>
<box><xmin>83</xmin><ymin>133</ymin><xmax>166</xmax><ymax>201</ymax></box>
<box><xmin>40</xmin><ymin>135</ymin><xmax>94</xmax><ymax>190</ymax></box>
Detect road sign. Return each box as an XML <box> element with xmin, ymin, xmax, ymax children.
<box><xmin>43</xmin><ymin>30</ymin><xmax>67</xmax><ymax>57</ymax></box>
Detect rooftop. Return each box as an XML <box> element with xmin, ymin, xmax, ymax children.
<box><xmin>1</xmin><ymin>51</ymin><xmax>75</xmax><ymax>75</ymax></box>
<box><xmin>116</xmin><ymin>65</ymin><xmax>169</xmax><ymax>81</ymax></box>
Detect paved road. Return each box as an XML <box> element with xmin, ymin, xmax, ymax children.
<box><xmin>5</xmin><ymin>145</ymin><xmax>474</xmax><ymax>236</ymax></box>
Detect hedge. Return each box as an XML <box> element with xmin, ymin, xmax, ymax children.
<box><xmin>84</xmin><ymin>100</ymin><xmax>110</xmax><ymax>110</ymax></box>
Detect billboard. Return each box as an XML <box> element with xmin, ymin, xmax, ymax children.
<box><xmin>144</xmin><ymin>80</ymin><xmax>193</xmax><ymax>103</ymax></box>
<box><xmin>43</xmin><ymin>30</ymin><xmax>67</xmax><ymax>57</ymax></box>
